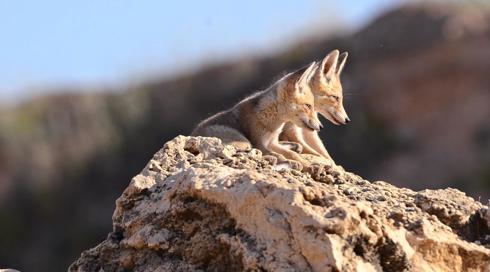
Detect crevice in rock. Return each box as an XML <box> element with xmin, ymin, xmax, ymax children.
<box><xmin>184</xmin><ymin>145</ymin><xmax>200</xmax><ymax>156</ymax></box>
<box><xmin>459</xmin><ymin>210</ymin><xmax>490</xmax><ymax>246</ymax></box>
<box><xmin>352</xmin><ymin>236</ymin><xmax>370</xmax><ymax>258</ymax></box>
<box><xmin>154</xmin><ymin>195</ymin><xmax>248</xmax><ymax>271</ymax></box>
<box><xmin>376</xmin><ymin>238</ymin><xmax>410</xmax><ymax>272</ymax></box>
<box><xmin>414</xmin><ymin>189</ymin><xmax>486</xmax><ymax>243</ymax></box>
<box><xmin>109</xmin><ymin>226</ymin><xmax>125</xmax><ymax>243</ymax></box>
<box><xmin>301</xmin><ymin>189</ymin><xmax>337</xmax><ymax>208</ymax></box>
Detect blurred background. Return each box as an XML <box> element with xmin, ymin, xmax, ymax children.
<box><xmin>1</xmin><ymin>0</ymin><xmax>489</xmax><ymax>271</ymax></box>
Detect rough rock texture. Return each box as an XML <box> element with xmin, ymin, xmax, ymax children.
<box><xmin>70</xmin><ymin>136</ymin><xmax>490</xmax><ymax>272</ymax></box>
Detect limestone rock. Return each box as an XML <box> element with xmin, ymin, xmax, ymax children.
<box><xmin>70</xmin><ymin>136</ymin><xmax>490</xmax><ymax>271</ymax></box>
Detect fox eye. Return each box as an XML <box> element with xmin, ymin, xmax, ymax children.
<box><xmin>305</xmin><ymin>104</ymin><xmax>313</xmax><ymax>110</ymax></box>
<box><xmin>330</xmin><ymin>95</ymin><xmax>340</xmax><ymax>102</ymax></box>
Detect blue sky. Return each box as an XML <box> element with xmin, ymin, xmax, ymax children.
<box><xmin>0</xmin><ymin>0</ymin><xmax>403</xmax><ymax>101</ymax></box>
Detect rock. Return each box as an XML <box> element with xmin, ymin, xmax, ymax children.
<box><xmin>70</xmin><ymin>136</ymin><xmax>490</xmax><ymax>272</ymax></box>
<box><xmin>414</xmin><ymin>188</ymin><xmax>482</xmax><ymax>230</ymax></box>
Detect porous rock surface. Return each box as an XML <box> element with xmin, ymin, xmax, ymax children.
<box><xmin>70</xmin><ymin>136</ymin><xmax>490</xmax><ymax>271</ymax></box>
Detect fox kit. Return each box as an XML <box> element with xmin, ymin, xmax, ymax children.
<box><xmin>191</xmin><ymin>62</ymin><xmax>322</xmax><ymax>170</ymax></box>
<box><xmin>280</xmin><ymin>49</ymin><xmax>350</xmax><ymax>161</ymax></box>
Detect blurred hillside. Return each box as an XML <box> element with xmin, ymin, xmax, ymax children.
<box><xmin>1</xmin><ymin>3</ymin><xmax>490</xmax><ymax>271</ymax></box>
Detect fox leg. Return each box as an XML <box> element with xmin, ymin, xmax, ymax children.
<box><xmin>278</xmin><ymin>141</ymin><xmax>303</xmax><ymax>153</ymax></box>
<box><xmin>301</xmin><ymin>129</ymin><xmax>333</xmax><ymax>161</ymax></box>
<box><xmin>281</xmin><ymin>125</ymin><xmax>322</xmax><ymax>157</ymax></box>
<box><xmin>256</xmin><ymin>145</ymin><xmax>298</xmax><ymax>169</ymax></box>
<box><xmin>255</xmin><ymin>140</ymin><xmax>303</xmax><ymax>170</ymax></box>
<box><xmin>267</xmin><ymin>142</ymin><xmax>312</xmax><ymax>171</ymax></box>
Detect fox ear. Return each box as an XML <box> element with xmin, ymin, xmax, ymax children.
<box><xmin>320</xmin><ymin>50</ymin><xmax>339</xmax><ymax>79</ymax></box>
<box><xmin>336</xmin><ymin>52</ymin><xmax>348</xmax><ymax>75</ymax></box>
<box><xmin>295</xmin><ymin>61</ymin><xmax>317</xmax><ymax>92</ymax></box>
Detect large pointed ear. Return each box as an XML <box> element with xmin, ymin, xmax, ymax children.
<box><xmin>320</xmin><ymin>49</ymin><xmax>339</xmax><ymax>79</ymax></box>
<box><xmin>295</xmin><ymin>61</ymin><xmax>317</xmax><ymax>92</ymax></box>
<box><xmin>336</xmin><ymin>52</ymin><xmax>348</xmax><ymax>75</ymax></box>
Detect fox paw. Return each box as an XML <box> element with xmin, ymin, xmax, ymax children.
<box><xmin>262</xmin><ymin>155</ymin><xmax>278</xmax><ymax>165</ymax></box>
<box><xmin>286</xmin><ymin>160</ymin><xmax>303</xmax><ymax>171</ymax></box>
<box><xmin>279</xmin><ymin>141</ymin><xmax>303</xmax><ymax>153</ymax></box>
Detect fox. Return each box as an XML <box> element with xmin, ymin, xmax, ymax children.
<box><xmin>279</xmin><ymin>49</ymin><xmax>350</xmax><ymax>161</ymax></box>
<box><xmin>191</xmin><ymin>62</ymin><xmax>322</xmax><ymax>170</ymax></box>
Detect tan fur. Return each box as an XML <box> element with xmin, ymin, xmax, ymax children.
<box><xmin>280</xmin><ymin>49</ymin><xmax>350</xmax><ymax>162</ymax></box>
<box><xmin>192</xmin><ymin>62</ymin><xmax>321</xmax><ymax>170</ymax></box>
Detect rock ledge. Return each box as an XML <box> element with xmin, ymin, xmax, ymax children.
<box><xmin>70</xmin><ymin>136</ymin><xmax>490</xmax><ymax>271</ymax></box>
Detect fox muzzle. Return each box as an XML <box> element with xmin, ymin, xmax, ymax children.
<box><xmin>322</xmin><ymin>107</ymin><xmax>350</xmax><ymax>126</ymax></box>
<box><xmin>302</xmin><ymin>118</ymin><xmax>323</xmax><ymax>131</ymax></box>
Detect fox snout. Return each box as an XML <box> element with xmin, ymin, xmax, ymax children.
<box><xmin>334</xmin><ymin>111</ymin><xmax>350</xmax><ymax>124</ymax></box>
<box><xmin>337</xmin><ymin>109</ymin><xmax>350</xmax><ymax>125</ymax></box>
<box><xmin>301</xmin><ymin>116</ymin><xmax>323</xmax><ymax>131</ymax></box>
<box><xmin>323</xmin><ymin>106</ymin><xmax>350</xmax><ymax>125</ymax></box>
<box><xmin>332</xmin><ymin>110</ymin><xmax>350</xmax><ymax>125</ymax></box>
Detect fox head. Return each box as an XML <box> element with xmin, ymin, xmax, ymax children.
<box><xmin>310</xmin><ymin>50</ymin><xmax>350</xmax><ymax>125</ymax></box>
<box><xmin>278</xmin><ymin>62</ymin><xmax>323</xmax><ymax>131</ymax></box>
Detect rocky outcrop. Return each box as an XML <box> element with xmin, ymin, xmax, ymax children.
<box><xmin>70</xmin><ymin>136</ymin><xmax>490</xmax><ymax>271</ymax></box>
